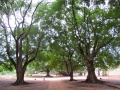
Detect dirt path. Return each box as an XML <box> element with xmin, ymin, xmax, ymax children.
<box><xmin>0</xmin><ymin>75</ymin><xmax>120</xmax><ymax>90</ymax></box>
<box><xmin>0</xmin><ymin>79</ymin><xmax>49</xmax><ymax>90</ymax></box>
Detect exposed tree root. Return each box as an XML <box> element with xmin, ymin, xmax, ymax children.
<box><xmin>11</xmin><ymin>81</ymin><xmax>29</xmax><ymax>86</ymax></box>
<box><xmin>81</xmin><ymin>79</ymin><xmax>105</xmax><ymax>84</ymax></box>
<box><xmin>45</xmin><ymin>75</ymin><xmax>53</xmax><ymax>77</ymax></box>
<box><xmin>80</xmin><ymin>80</ymin><xmax>120</xmax><ymax>89</ymax></box>
<box><xmin>70</xmin><ymin>79</ymin><xmax>77</xmax><ymax>81</ymax></box>
<box><xmin>104</xmin><ymin>83</ymin><xmax>120</xmax><ymax>89</ymax></box>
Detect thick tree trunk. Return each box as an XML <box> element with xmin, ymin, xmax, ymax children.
<box><xmin>46</xmin><ymin>69</ymin><xmax>51</xmax><ymax>77</ymax></box>
<box><xmin>12</xmin><ymin>38</ymin><xmax>27</xmax><ymax>85</ymax></box>
<box><xmin>12</xmin><ymin>65</ymin><xmax>27</xmax><ymax>85</ymax></box>
<box><xmin>85</xmin><ymin>60</ymin><xmax>100</xmax><ymax>83</ymax></box>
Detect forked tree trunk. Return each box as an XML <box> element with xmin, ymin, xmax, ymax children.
<box><xmin>65</xmin><ymin>61</ymin><xmax>70</xmax><ymax>75</ymax></box>
<box><xmin>85</xmin><ymin>60</ymin><xmax>100</xmax><ymax>83</ymax></box>
<box><xmin>12</xmin><ymin>38</ymin><xmax>28</xmax><ymax>85</ymax></box>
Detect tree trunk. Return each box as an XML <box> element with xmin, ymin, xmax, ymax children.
<box><xmin>69</xmin><ymin>57</ymin><xmax>74</xmax><ymax>81</ymax></box>
<box><xmin>12</xmin><ymin>65</ymin><xmax>27</xmax><ymax>85</ymax></box>
<box><xmin>12</xmin><ymin>38</ymin><xmax>27</xmax><ymax>85</ymax></box>
<box><xmin>85</xmin><ymin>60</ymin><xmax>100</xmax><ymax>83</ymax></box>
<box><xmin>70</xmin><ymin>70</ymin><xmax>74</xmax><ymax>81</ymax></box>
<box><xmin>46</xmin><ymin>69</ymin><xmax>51</xmax><ymax>77</ymax></box>
<box><xmin>65</xmin><ymin>61</ymin><xmax>70</xmax><ymax>75</ymax></box>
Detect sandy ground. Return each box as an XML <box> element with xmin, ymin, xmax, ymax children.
<box><xmin>0</xmin><ymin>75</ymin><xmax>120</xmax><ymax>90</ymax></box>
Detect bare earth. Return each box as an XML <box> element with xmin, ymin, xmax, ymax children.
<box><xmin>0</xmin><ymin>75</ymin><xmax>120</xmax><ymax>90</ymax></box>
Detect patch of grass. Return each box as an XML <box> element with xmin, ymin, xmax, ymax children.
<box><xmin>25</xmin><ymin>74</ymin><xmax>32</xmax><ymax>76</ymax></box>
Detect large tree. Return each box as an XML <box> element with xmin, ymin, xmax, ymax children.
<box><xmin>67</xmin><ymin>0</ymin><xmax>120</xmax><ymax>83</ymax></box>
<box><xmin>0</xmin><ymin>0</ymin><xmax>45</xmax><ymax>85</ymax></box>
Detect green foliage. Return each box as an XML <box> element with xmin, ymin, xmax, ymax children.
<box><xmin>27</xmin><ymin>50</ymin><xmax>60</xmax><ymax>72</ymax></box>
<box><xmin>0</xmin><ymin>0</ymin><xmax>120</xmax><ymax>77</ymax></box>
<box><xmin>0</xmin><ymin>63</ymin><xmax>15</xmax><ymax>74</ymax></box>
<box><xmin>38</xmin><ymin>0</ymin><xmax>120</xmax><ymax>72</ymax></box>
<box><xmin>25</xmin><ymin>74</ymin><xmax>32</xmax><ymax>76</ymax></box>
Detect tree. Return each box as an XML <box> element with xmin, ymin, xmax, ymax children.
<box><xmin>50</xmin><ymin>30</ymin><xmax>84</xmax><ymax>81</ymax></box>
<box><xmin>0</xmin><ymin>0</ymin><xmax>44</xmax><ymax>85</ymax></box>
<box><xmin>68</xmin><ymin>0</ymin><xmax>120</xmax><ymax>83</ymax></box>
<box><xmin>38</xmin><ymin>51</ymin><xmax>57</xmax><ymax>77</ymax></box>
<box><xmin>37</xmin><ymin>0</ymin><xmax>85</xmax><ymax>81</ymax></box>
<box><xmin>28</xmin><ymin>48</ymin><xmax>62</xmax><ymax>77</ymax></box>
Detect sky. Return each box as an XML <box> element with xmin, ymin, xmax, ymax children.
<box><xmin>2</xmin><ymin>0</ymin><xmax>56</xmax><ymax>30</ymax></box>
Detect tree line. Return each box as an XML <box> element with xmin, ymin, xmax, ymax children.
<box><xmin>0</xmin><ymin>0</ymin><xmax>120</xmax><ymax>85</ymax></box>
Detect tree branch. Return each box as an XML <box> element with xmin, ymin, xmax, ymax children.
<box><xmin>22</xmin><ymin>0</ymin><xmax>44</xmax><ymax>40</ymax></box>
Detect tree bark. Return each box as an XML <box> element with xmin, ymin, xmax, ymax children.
<box><xmin>70</xmin><ymin>70</ymin><xmax>74</xmax><ymax>81</ymax></box>
<box><xmin>13</xmin><ymin>65</ymin><xmax>27</xmax><ymax>85</ymax></box>
<box><xmin>64</xmin><ymin>60</ymin><xmax>70</xmax><ymax>75</ymax></box>
<box><xmin>85</xmin><ymin>60</ymin><xmax>100</xmax><ymax>83</ymax></box>
<box><xmin>46</xmin><ymin>68</ymin><xmax>51</xmax><ymax>77</ymax></box>
<box><xmin>12</xmin><ymin>38</ymin><xmax>28</xmax><ymax>85</ymax></box>
<box><xmin>69</xmin><ymin>59</ymin><xmax>74</xmax><ymax>81</ymax></box>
